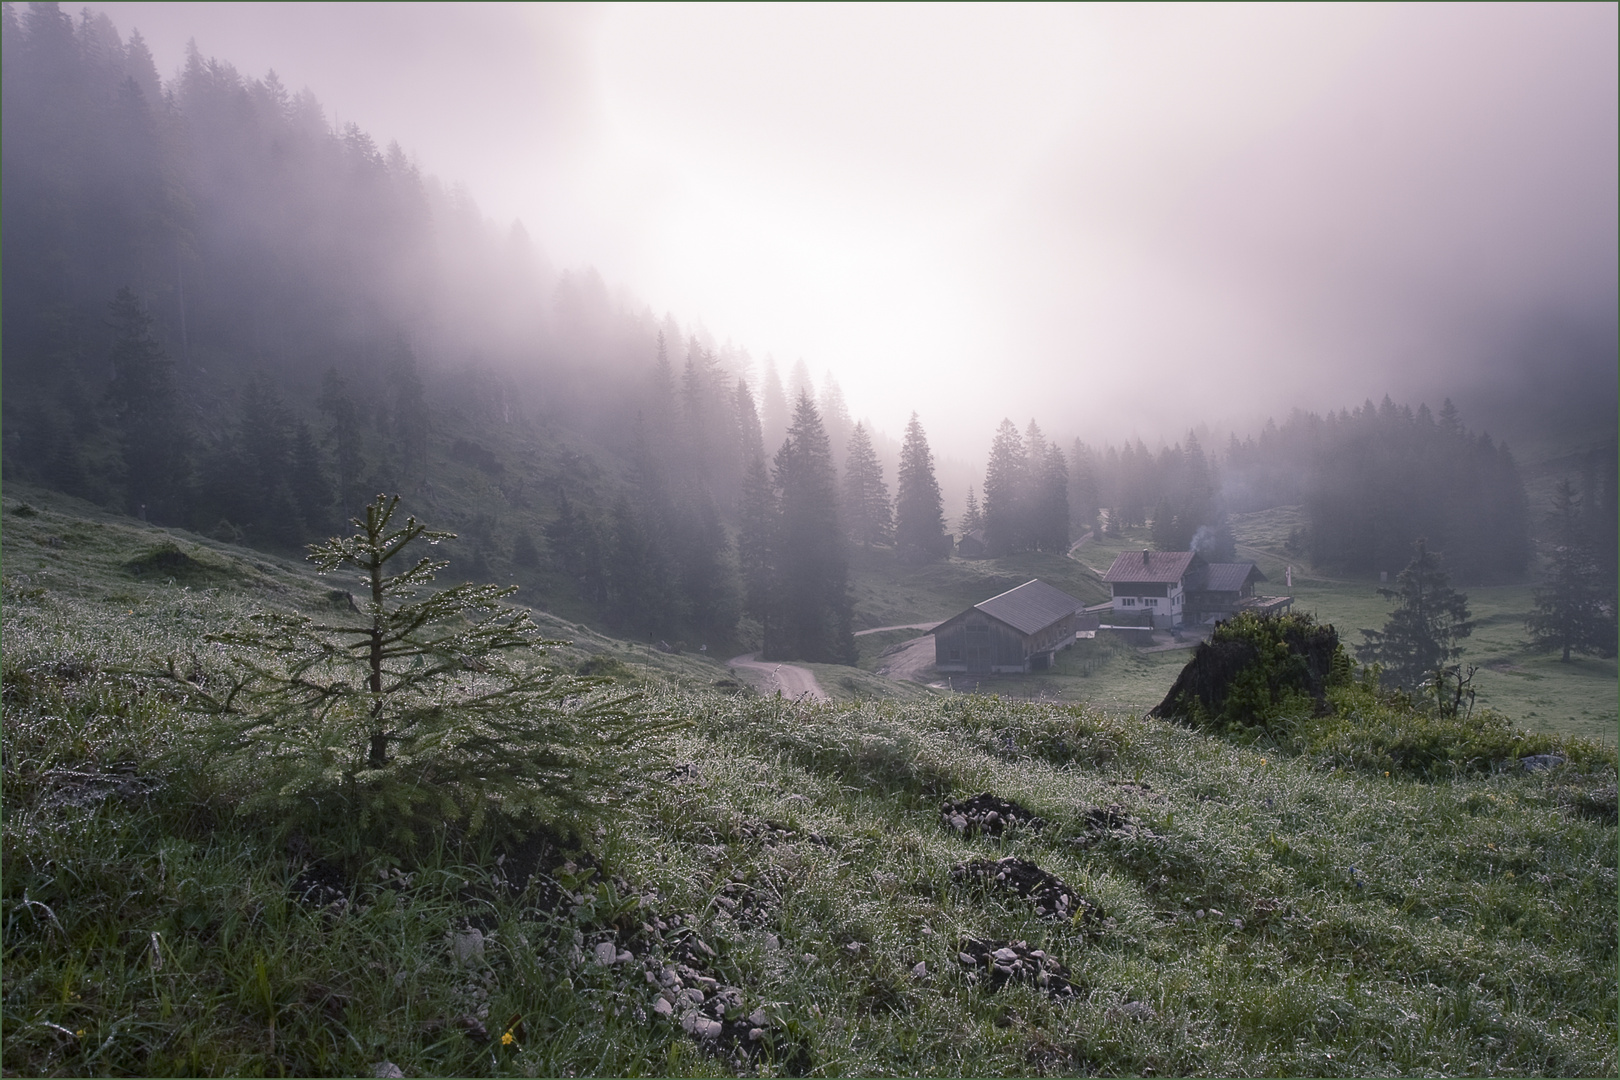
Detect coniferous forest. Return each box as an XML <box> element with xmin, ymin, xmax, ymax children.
<box><xmin>3</xmin><ymin>3</ymin><xmax>1611</xmax><ymax>661</ymax></box>
<box><xmin>3</xmin><ymin>8</ymin><xmax>1616</xmax><ymax>1078</ymax></box>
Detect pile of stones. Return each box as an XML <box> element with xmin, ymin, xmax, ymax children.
<box><xmin>940</xmin><ymin>793</ymin><xmax>1047</xmax><ymax>837</ymax></box>
<box><xmin>955</xmin><ymin>937</ymin><xmax>1077</xmax><ymax>998</ymax></box>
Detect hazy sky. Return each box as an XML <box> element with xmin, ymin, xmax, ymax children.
<box><xmin>90</xmin><ymin>2</ymin><xmax>1618</xmax><ymax>453</ymax></box>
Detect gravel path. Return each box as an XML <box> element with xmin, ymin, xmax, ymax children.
<box><xmin>727</xmin><ymin>653</ymin><xmax>829</xmax><ymax>701</ymax></box>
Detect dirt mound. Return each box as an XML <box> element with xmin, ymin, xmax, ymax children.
<box><xmin>124</xmin><ymin>541</ymin><xmax>231</xmax><ymax>583</ymax></box>
<box><xmin>955</xmin><ymin>937</ymin><xmax>1077</xmax><ymax>998</ymax></box>
<box><xmin>940</xmin><ymin>793</ymin><xmax>1046</xmax><ymax>837</ymax></box>
<box><xmin>1067</xmin><ymin>804</ymin><xmax>1156</xmax><ymax>849</ymax></box>
<box><xmin>952</xmin><ymin>856</ymin><xmax>1099</xmax><ymax>922</ymax></box>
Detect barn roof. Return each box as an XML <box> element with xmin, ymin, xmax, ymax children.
<box><xmin>1102</xmin><ymin>550</ymin><xmax>1203</xmax><ymax>584</ymax></box>
<box><xmin>1202</xmin><ymin>562</ymin><xmax>1266</xmax><ymax>592</ymax></box>
<box><xmin>970</xmin><ymin>579</ymin><xmax>1083</xmax><ymax>635</ymax></box>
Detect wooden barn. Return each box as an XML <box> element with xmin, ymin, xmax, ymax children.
<box><xmin>932</xmin><ymin>579</ymin><xmax>1084</xmax><ymax>674</ymax></box>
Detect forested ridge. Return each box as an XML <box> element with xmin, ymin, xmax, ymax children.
<box><xmin>3</xmin><ymin>3</ymin><xmax>1608</xmax><ymax>664</ymax></box>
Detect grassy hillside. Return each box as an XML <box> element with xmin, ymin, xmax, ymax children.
<box><xmin>4</xmin><ymin>494</ymin><xmax>1615</xmax><ymax>1076</ymax></box>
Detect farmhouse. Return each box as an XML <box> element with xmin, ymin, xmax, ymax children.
<box><xmin>932</xmin><ymin>578</ymin><xmax>1083</xmax><ymax>674</ymax></box>
<box><xmin>1102</xmin><ymin>550</ymin><xmax>1204</xmax><ymax>627</ymax></box>
<box><xmin>1102</xmin><ymin>550</ymin><xmax>1293</xmax><ymax>627</ymax></box>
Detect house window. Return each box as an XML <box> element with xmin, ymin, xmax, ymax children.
<box><xmin>1145</xmin><ymin>598</ymin><xmax>1159</xmax><ymax>607</ymax></box>
<box><xmin>1121</xmin><ymin>597</ymin><xmax>1136</xmax><ymax>607</ymax></box>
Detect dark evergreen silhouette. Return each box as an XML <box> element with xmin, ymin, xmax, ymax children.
<box><xmin>842</xmin><ymin>422</ymin><xmax>893</xmax><ymax>548</ymax></box>
<box><xmin>895</xmin><ymin>412</ymin><xmax>949</xmax><ymax>563</ymax></box>
<box><xmin>104</xmin><ymin>288</ymin><xmax>189</xmax><ymax>521</ymax></box>
<box><xmin>768</xmin><ymin>394</ymin><xmax>854</xmax><ymax>662</ymax></box>
<box><xmin>1526</xmin><ymin>480</ymin><xmax>1618</xmax><ymax>661</ymax></box>
<box><xmin>1356</xmin><ymin>539</ymin><xmax>1473</xmax><ymax>692</ymax></box>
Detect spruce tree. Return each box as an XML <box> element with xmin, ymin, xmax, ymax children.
<box><xmin>895</xmin><ymin>412</ymin><xmax>949</xmax><ymax>564</ymax></box>
<box><xmin>1356</xmin><ymin>538</ymin><xmax>1473</xmax><ymax>692</ymax></box>
<box><xmin>160</xmin><ymin>494</ymin><xmax>660</xmax><ymax>845</ymax></box>
<box><xmin>769</xmin><ymin>393</ymin><xmax>854</xmax><ymax>662</ymax></box>
<box><xmin>842</xmin><ymin>422</ymin><xmax>893</xmax><ymax>547</ymax></box>
<box><xmin>104</xmin><ymin>288</ymin><xmax>189</xmax><ymax>521</ymax></box>
<box><xmin>1526</xmin><ymin>480</ymin><xmax>1618</xmax><ymax>661</ymax></box>
<box><xmin>960</xmin><ymin>486</ymin><xmax>984</xmax><ymax>534</ymax></box>
<box><xmin>983</xmin><ymin>419</ymin><xmax>1028</xmax><ymax>555</ymax></box>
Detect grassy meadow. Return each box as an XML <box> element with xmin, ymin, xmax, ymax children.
<box><xmin>1065</xmin><ymin>513</ymin><xmax>1618</xmax><ymax>741</ymax></box>
<box><xmin>3</xmin><ymin>489</ymin><xmax>1616</xmax><ymax>1077</ymax></box>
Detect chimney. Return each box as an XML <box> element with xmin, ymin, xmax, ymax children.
<box><xmin>1142</xmin><ymin>549</ymin><xmax>1150</xmax><ymax>563</ymax></box>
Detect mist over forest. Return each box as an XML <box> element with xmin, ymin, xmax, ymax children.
<box><xmin>3</xmin><ymin>2</ymin><xmax>1616</xmax><ymax>653</ymax></box>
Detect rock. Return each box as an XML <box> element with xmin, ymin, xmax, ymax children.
<box><xmin>652</xmin><ymin>997</ymin><xmax>673</xmax><ymax>1018</ymax></box>
<box><xmin>749</xmin><ymin>1027</ymin><xmax>765</xmax><ymax>1041</ymax></box>
<box><xmin>911</xmin><ymin>961</ymin><xmax>928</xmax><ymax>980</ymax></box>
<box><xmin>593</xmin><ymin>941</ymin><xmax>619</xmax><ymax>965</ymax></box>
<box><xmin>681</xmin><ymin>1013</ymin><xmax>723</xmax><ymax>1040</ymax></box>
<box><xmin>373</xmin><ymin>1063</ymin><xmax>405</xmax><ymax>1078</ymax></box>
<box><xmin>843</xmin><ymin>941</ymin><xmax>863</xmax><ymax>955</ymax></box>
<box><xmin>616</xmin><ymin>949</ymin><xmax>633</xmax><ymax>964</ymax></box>
<box><xmin>764</xmin><ymin>933</ymin><xmax>781</xmax><ymax>951</ymax></box>
<box><xmin>749</xmin><ymin>1008</ymin><xmax>767</xmax><ymax>1027</ymax></box>
<box><xmin>1518</xmin><ymin>754</ymin><xmax>1567</xmax><ymax>772</ymax></box>
<box><xmin>992</xmin><ymin>947</ymin><xmax>1019</xmax><ymax>964</ymax></box>
<box><xmin>452</xmin><ymin>929</ymin><xmax>485</xmax><ymax>965</ymax></box>
<box><xmin>1111</xmin><ymin>1000</ymin><xmax>1157</xmax><ymax>1022</ymax></box>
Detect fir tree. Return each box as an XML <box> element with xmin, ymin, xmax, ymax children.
<box><xmin>1526</xmin><ymin>480</ymin><xmax>1618</xmax><ymax>661</ymax></box>
<box><xmin>1356</xmin><ymin>539</ymin><xmax>1473</xmax><ymax>692</ymax></box>
<box><xmin>156</xmin><ymin>494</ymin><xmax>661</xmax><ymax>845</ymax></box>
<box><xmin>894</xmin><ymin>412</ymin><xmax>949</xmax><ymax>564</ymax></box>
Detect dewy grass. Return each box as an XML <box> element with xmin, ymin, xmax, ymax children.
<box><xmin>4</xmin><ymin>497</ymin><xmax>1617</xmax><ymax>1076</ymax></box>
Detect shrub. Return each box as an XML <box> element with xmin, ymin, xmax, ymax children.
<box><xmin>1152</xmin><ymin>611</ymin><xmax>1351</xmax><ymax>736</ymax></box>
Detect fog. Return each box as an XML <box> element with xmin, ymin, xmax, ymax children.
<box><xmin>90</xmin><ymin>2</ymin><xmax>1617</xmax><ymax>457</ymax></box>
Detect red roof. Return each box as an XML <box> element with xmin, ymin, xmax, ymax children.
<box><xmin>1101</xmin><ymin>550</ymin><xmax>1203</xmax><ymax>584</ymax></box>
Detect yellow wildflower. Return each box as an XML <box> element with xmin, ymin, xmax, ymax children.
<box><xmin>501</xmin><ymin>1031</ymin><xmax>516</xmax><ymax>1046</ymax></box>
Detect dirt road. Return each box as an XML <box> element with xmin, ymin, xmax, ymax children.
<box><xmin>727</xmin><ymin>653</ymin><xmax>829</xmax><ymax>701</ymax></box>
<box><xmin>872</xmin><ymin>634</ymin><xmax>942</xmax><ymax>685</ymax></box>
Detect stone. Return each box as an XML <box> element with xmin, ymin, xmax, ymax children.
<box><xmin>452</xmin><ymin>929</ymin><xmax>485</xmax><ymax>965</ymax></box>
<box><xmin>373</xmin><ymin>1063</ymin><xmax>405</xmax><ymax>1078</ymax></box>
<box><xmin>992</xmin><ymin>947</ymin><xmax>1020</xmax><ymax>964</ymax></box>
<box><xmin>749</xmin><ymin>1027</ymin><xmax>765</xmax><ymax>1041</ymax></box>
<box><xmin>749</xmin><ymin>1008</ymin><xmax>767</xmax><ymax>1027</ymax></box>
<box><xmin>1519</xmin><ymin>754</ymin><xmax>1567</xmax><ymax>772</ymax></box>
<box><xmin>911</xmin><ymin>961</ymin><xmax>928</xmax><ymax>979</ymax></box>
<box><xmin>616</xmin><ymin>949</ymin><xmax>633</xmax><ymax>964</ymax></box>
<box><xmin>652</xmin><ymin>997</ymin><xmax>673</xmax><ymax>1018</ymax></box>
<box><xmin>593</xmin><ymin>941</ymin><xmax>618</xmax><ymax>965</ymax></box>
<box><xmin>1114</xmin><ymin>1000</ymin><xmax>1157</xmax><ymax>1021</ymax></box>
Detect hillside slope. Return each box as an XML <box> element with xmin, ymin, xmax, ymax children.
<box><xmin>3</xmin><ymin>491</ymin><xmax>1615</xmax><ymax>1077</ymax></box>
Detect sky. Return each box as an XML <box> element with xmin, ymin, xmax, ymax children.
<box><xmin>88</xmin><ymin>2</ymin><xmax>1618</xmax><ymax>456</ymax></box>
